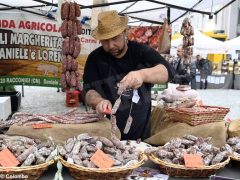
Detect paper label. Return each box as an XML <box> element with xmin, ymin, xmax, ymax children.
<box><xmin>132</xmin><ymin>90</ymin><xmax>140</xmax><ymax>103</ymax></box>
<box><xmin>90</xmin><ymin>149</ymin><xmax>114</xmax><ymax>169</ymax></box>
<box><xmin>184</xmin><ymin>154</ymin><xmax>204</xmax><ymax>168</ymax></box>
<box><xmin>0</xmin><ymin>148</ymin><xmax>19</xmax><ymax>167</ymax></box>
<box><xmin>32</xmin><ymin>123</ymin><xmax>53</xmax><ymax>129</ymax></box>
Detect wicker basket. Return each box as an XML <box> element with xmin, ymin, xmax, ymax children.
<box><xmin>0</xmin><ymin>160</ymin><xmax>54</xmax><ymax>180</ymax></box>
<box><xmin>166</xmin><ymin>106</ymin><xmax>230</xmax><ymax>126</ymax></box>
<box><xmin>60</xmin><ymin>153</ymin><xmax>147</xmax><ymax>180</ymax></box>
<box><xmin>230</xmin><ymin>156</ymin><xmax>240</xmax><ymax>167</ymax></box>
<box><xmin>148</xmin><ymin>153</ymin><xmax>230</xmax><ymax>177</ymax></box>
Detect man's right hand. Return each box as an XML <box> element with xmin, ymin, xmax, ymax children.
<box><xmin>96</xmin><ymin>99</ymin><xmax>112</xmax><ymax>114</ymax></box>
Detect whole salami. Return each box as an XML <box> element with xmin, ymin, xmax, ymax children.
<box><xmin>76</xmin><ymin>20</ymin><xmax>82</xmax><ymax>35</ymax></box>
<box><xmin>61</xmin><ymin>20</ymin><xmax>68</xmax><ymax>38</ymax></box>
<box><xmin>69</xmin><ymin>2</ymin><xmax>76</xmax><ymax>21</ymax></box>
<box><xmin>74</xmin><ymin>2</ymin><xmax>81</xmax><ymax>17</ymax></box>
<box><xmin>73</xmin><ymin>37</ymin><xmax>81</xmax><ymax>58</ymax></box>
<box><xmin>67</xmin><ymin>20</ymin><xmax>73</xmax><ymax>37</ymax></box>
<box><xmin>62</xmin><ymin>37</ymin><xmax>70</xmax><ymax>55</ymax></box>
<box><xmin>62</xmin><ymin>55</ymin><xmax>67</xmax><ymax>73</ymax></box>
<box><xmin>61</xmin><ymin>2</ymin><xmax>70</xmax><ymax>20</ymax></box>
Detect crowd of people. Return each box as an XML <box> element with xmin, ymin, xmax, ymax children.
<box><xmin>165</xmin><ymin>46</ymin><xmax>213</xmax><ymax>89</ymax></box>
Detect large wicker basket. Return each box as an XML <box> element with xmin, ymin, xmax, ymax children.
<box><xmin>148</xmin><ymin>153</ymin><xmax>230</xmax><ymax>177</ymax></box>
<box><xmin>0</xmin><ymin>160</ymin><xmax>54</xmax><ymax>180</ymax></box>
<box><xmin>60</xmin><ymin>153</ymin><xmax>147</xmax><ymax>180</ymax></box>
<box><xmin>230</xmin><ymin>156</ymin><xmax>240</xmax><ymax>167</ymax></box>
<box><xmin>166</xmin><ymin>106</ymin><xmax>230</xmax><ymax>126</ymax></box>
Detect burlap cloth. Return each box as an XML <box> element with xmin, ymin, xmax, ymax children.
<box><xmin>144</xmin><ymin>107</ymin><xmax>227</xmax><ymax>147</ymax></box>
<box><xmin>228</xmin><ymin>119</ymin><xmax>240</xmax><ymax>137</ymax></box>
<box><xmin>6</xmin><ymin>118</ymin><xmax>121</xmax><ymax>144</ymax></box>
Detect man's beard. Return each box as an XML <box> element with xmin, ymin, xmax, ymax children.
<box><xmin>109</xmin><ymin>43</ymin><xmax>126</xmax><ymax>57</ymax></box>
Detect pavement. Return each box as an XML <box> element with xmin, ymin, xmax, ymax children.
<box><xmin>198</xmin><ymin>89</ymin><xmax>240</xmax><ymax>120</ymax></box>
<box><xmin>15</xmin><ymin>86</ymin><xmax>240</xmax><ymax>120</ymax></box>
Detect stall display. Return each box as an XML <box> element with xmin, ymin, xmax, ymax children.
<box><xmin>180</xmin><ymin>17</ymin><xmax>194</xmax><ymax>76</ymax></box>
<box><xmin>226</xmin><ymin>137</ymin><xmax>240</xmax><ymax>165</ymax></box>
<box><xmin>0</xmin><ymin>135</ymin><xmax>55</xmax><ymax>179</ymax></box>
<box><xmin>0</xmin><ymin>108</ymin><xmax>100</xmax><ymax>129</ymax></box>
<box><xmin>60</xmin><ymin>1</ymin><xmax>82</xmax><ymax>91</ymax></box>
<box><xmin>59</xmin><ymin>133</ymin><xmax>147</xmax><ymax>180</ymax></box>
<box><xmin>145</xmin><ymin>135</ymin><xmax>230</xmax><ymax>177</ymax></box>
<box><xmin>157</xmin><ymin>85</ymin><xmax>198</xmax><ymax>108</ymax></box>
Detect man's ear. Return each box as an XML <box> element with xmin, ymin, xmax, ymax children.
<box><xmin>123</xmin><ymin>29</ymin><xmax>128</xmax><ymax>37</ymax></box>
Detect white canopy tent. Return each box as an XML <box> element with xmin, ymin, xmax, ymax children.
<box><xmin>224</xmin><ymin>36</ymin><xmax>240</xmax><ymax>56</ymax></box>
<box><xmin>0</xmin><ymin>0</ymin><xmax>237</xmax><ymax>26</ymax></box>
<box><xmin>171</xmin><ymin>29</ymin><xmax>228</xmax><ymax>55</ymax></box>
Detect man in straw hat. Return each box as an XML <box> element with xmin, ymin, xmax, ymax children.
<box><xmin>83</xmin><ymin>10</ymin><xmax>174</xmax><ymax>140</ymax></box>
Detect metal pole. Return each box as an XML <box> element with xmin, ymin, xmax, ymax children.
<box><xmin>22</xmin><ymin>84</ymin><xmax>24</xmax><ymax>97</ymax></box>
<box><xmin>0</xmin><ymin>3</ymin><xmax>50</xmax><ymax>17</ymax></box>
<box><xmin>120</xmin><ymin>7</ymin><xmax>165</xmax><ymax>15</ymax></box>
<box><xmin>167</xmin><ymin>7</ymin><xmax>170</xmax><ymax>24</ymax></box>
<box><xmin>146</xmin><ymin>0</ymin><xmax>211</xmax><ymax>15</ymax></box>
<box><xmin>214</xmin><ymin>0</ymin><xmax>237</xmax><ymax>15</ymax></box>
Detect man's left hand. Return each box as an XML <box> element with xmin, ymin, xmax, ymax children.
<box><xmin>120</xmin><ymin>70</ymin><xmax>144</xmax><ymax>89</ymax></box>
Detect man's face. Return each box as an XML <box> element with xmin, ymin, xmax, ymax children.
<box><xmin>177</xmin><ymin>47</ymin><xmax>183</xmax><ymax>58</ymax></box>
<box><xmin>196</xmin><ymin>55</ymin><xmax>200</xmax><ymax>61</ymax></box>
<box><xmin>100</xmin><ymin>32</ymin><xmax>126</xmax><ymax>57</ymax></box>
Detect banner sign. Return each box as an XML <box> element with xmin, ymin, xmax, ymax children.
<box><xmin>0</xmin><ymin>12</ymin><xmax>100</xmax><ymax>87</ymax></box>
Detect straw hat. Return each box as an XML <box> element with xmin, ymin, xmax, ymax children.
<box><xmin>92</xmin><ymin>10</ymin><xmax>129</xmax><ymax>40</ymax></box>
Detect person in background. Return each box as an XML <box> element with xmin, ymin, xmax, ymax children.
<box><xmin>83</xmin><ymin>10</ymin><xmax>174</xmax><ymax>140</ymax></box>
<box><xmin>171</xmin><ymin>46</ymin><xmax>182</xmax><ymax>70</ymax></box>
<box><xmin>190</xmin><ymin>58</ymin><xmax>197</xmax><ymax>89</ymax></box>
<box><xmin>171</xmin><ymin>45</ymin><xmax>192</xmax><ymax>85</ymax></box>
<box><xmin>196</xmin><ymin>55</ymin><xmax>210</xmax><ymax>89</ymax></box>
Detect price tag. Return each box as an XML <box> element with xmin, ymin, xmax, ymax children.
<box><xmin>32</xmin><ymin>123</ymin><xmax>53</xmax><ymax>129</ymax></box>
<box><xmin>90</xmin><ymin>149</ymin><xmax>114</xmax><ymax>169</ymax></box>
<box><xmin>0</xmin><ymin>148</ymin><xmax>19</xmax><ymax>167</ymax></box>
<box><xmin>132</xmin><ymin>90</ymin><xmax>140</xmax><ymax>103</ymax></box>
<box><xmin>184</xmin><ymin>154</ymin><xmax>204</xmax><ymax>168</ymax></box>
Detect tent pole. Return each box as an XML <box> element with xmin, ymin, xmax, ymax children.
<box><xmin>128</xmin><ymin>15</ymin><xmax>163</xmax><ymax>25</ymax></box>
<box><xmin>32</xmin><ymin>0</ymin><xmax>57</xmax><ymax>7</ymax></box>
<box><xmin>214</xmin><ymin>0</ymin><xmax>237</xmax><ymax>15</ymax></box>
<box><xmin>0</xmin><ymin>3</ymin><xmax>49</xmax><ymax>17</ymax></box>
<box><xmin>146</xmin><ymin>0</ymin><xmax>211</xmax><ymax>15</ymax></box>
<box><xmin>170</xmin><ymin>0</ymin><xmax>203</xmax><ymax>24</ymax></box>
<box><xmin>80</xmin><ymin>0</ymin><xmax>142</xmax><ymax>9</ymax></box>
<box><xmin>0</xmin><ymin>5</ymin><xmax>49</xmax><ymax>11</ymax></box>
<box><xmin>167</xmin><ymin>7</ymin><xmax>170</xmax><ymax>24</ymax></box>
<box><xmin>121</xmin><ymin>7</ymin><xmax>165</xmax><ymax>15</ymax></box>
<box><xmin>119</xmin><ymin>1</ymin><xmax>138</xmax><ymax>13</ymax></box>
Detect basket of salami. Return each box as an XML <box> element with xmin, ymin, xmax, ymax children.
<box><xmin>226</xmin><ymin>137</ymin><xmax>240</xmax><ymax>166</ymax></box>
<box><xmin>0</xmin><ymin>135</ymin><xmax>56</xmax><ymax>180</ymax></box>
<box><xmin>146</xmin><ymin>135</ymin><xmax>230</xmax><ymax>177</ymax></box>
<box><xmin>166</xmin><ymin>106</ymin><xmax>230</xmax><ymax>126</ymax></box>
<box><xmin>59</xmin><ymin>133</ymin><xmax>147</xmax><ymax>180</ymax></box>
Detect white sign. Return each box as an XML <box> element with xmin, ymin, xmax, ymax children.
<box><xmin>132</xmin><ymin>90</ymin><xmax>140</xmax><ymax>103</ymax></box>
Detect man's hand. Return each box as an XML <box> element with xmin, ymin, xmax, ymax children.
<box><xmin>120</xmin><ymin>70</ymin><xmax>144</xmax><ymax>89</ymax></box>
<box><xmin>96</xmin><ymin>99</ymin><xmax>112</xmax><ymax>114</ymax></box>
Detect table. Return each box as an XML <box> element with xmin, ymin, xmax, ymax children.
<box><xmin>195</xmin><ymin>74</ymin><xmax>240</xmax><ymax>90</ymax></box>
